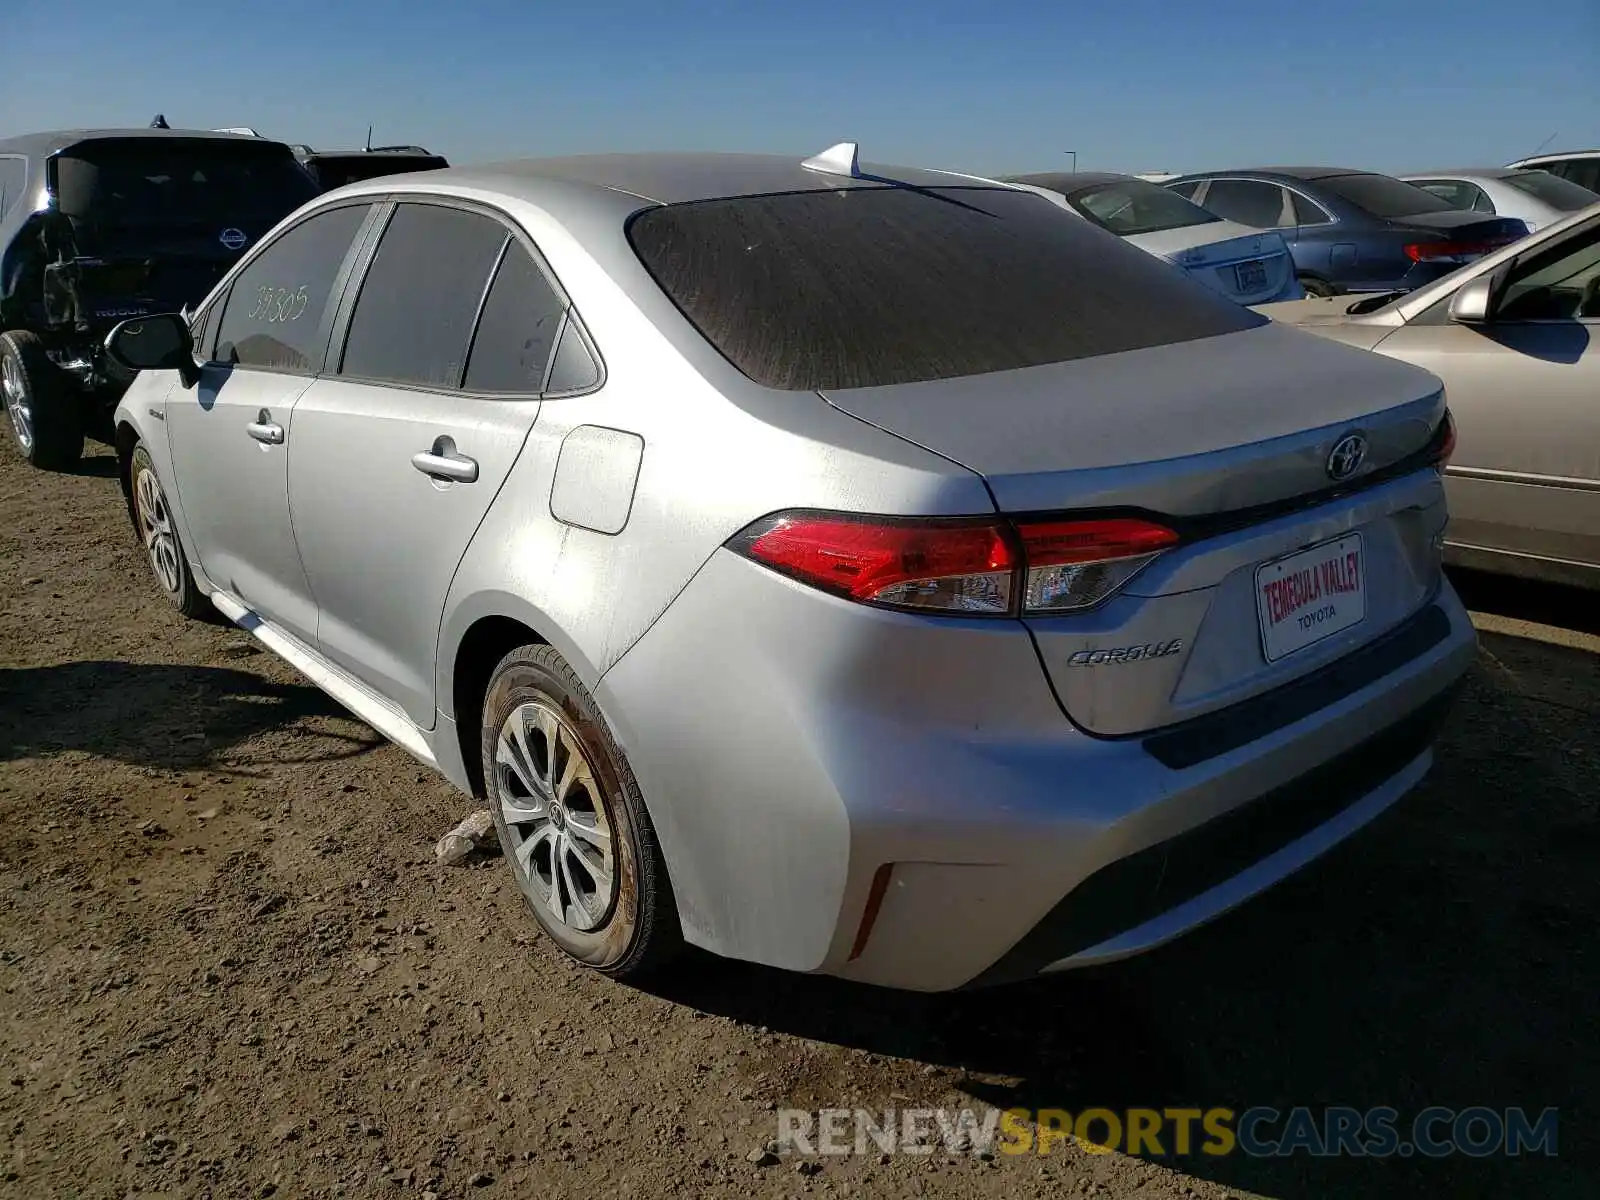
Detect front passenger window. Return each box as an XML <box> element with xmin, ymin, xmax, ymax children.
<box><xmin>1497</xmin><ymin>226</ymin><xmax>1600</xmax><ymax>321</ymax></box>
<box><xmin>1199</xmin><ymin>180</ymin><xmax>1292</xmax><ymax>228</ymax></box>
<box><xmin>212</xmin><ymin>203</ymin><xmax>371</xmax><ymax>372</ymax></box>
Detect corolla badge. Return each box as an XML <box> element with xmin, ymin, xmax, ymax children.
<box><xmin>1326</xmin><ymin>432</ymin><xmax>1368</xmax><ymax>481</ymax></box>
<box><xmin>218</xmin><ymin>227</ymin><xmax>248</xmax><ymax>251</ymax></box>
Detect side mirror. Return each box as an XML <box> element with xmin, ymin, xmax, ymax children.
<box><xmin>1447</xmin><ymin>274</ymin><xmax>1495</xmax><ymax>325</ymax></box>
<box><xmin>105</xmin><ymin>313</ymin><xmax>200</xmax><ymax>388</ymax></box>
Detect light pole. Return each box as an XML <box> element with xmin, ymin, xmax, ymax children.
<box><xmin>1065</xmin><ymin>149</ymin><xmax>1078</xmax><ymax>172</ymax></box>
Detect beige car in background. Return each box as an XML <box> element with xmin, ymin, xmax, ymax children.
<box><xmin>1260</xmin><ymin>200</ymin><xmax>1600</xmax><ymax>589</ymax></box>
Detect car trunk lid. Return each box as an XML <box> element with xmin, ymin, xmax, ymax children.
<box><xmin>1134</xmin><ymin>223</ymin><xmax>1297</xmax><ymax>305</ymax></box>
<box><xmin>821</xmin><ymin>321</ymin><xmax>1451</xmax><ymax>735</ymax></box>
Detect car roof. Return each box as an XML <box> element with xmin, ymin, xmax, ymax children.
<box><xmin>1512</xmin><ymin>150</ymin><xmax>1600</xmax><ymax>164</ymax></box>
<box><xmin>335</xmin><ymin>151</ymin><xmax>1011</xmax><ymax>208</ymax></box>
<box><xmin>1402</xmin><ymin>167</ymin><xmax>1527</xmax><ymax>180</ymax></box>
<box><xmin>0</xmin><ymin>127</ymin><xmax>295</xmax><ymax>158</ymax></box>
<box><xmin>1001</xmin><ymin>170</ymin><xmax>1138</xmax><ymax>193</ymax></box>
<box><xmin>1182</xmin><ymin>166</ymin><xmax>1372</xmax><ymax>181</ymax></box>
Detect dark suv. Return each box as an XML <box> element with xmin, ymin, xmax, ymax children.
<box><xmin>292</xmin><ymin>144</ymin><xmax>449</xmax><ymax>192</ymax></box>
<box><xmin>0</xmin><ymin>128</ymin><xmax>318</xmax><ymax>469</ymax></box>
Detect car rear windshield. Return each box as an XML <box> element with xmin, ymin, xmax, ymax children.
<box><xmin>306</xmin><ymin>155</ymin><xmax>449</xmax><ymax>190</ymax></box>
<box><xmin>1067</xmin><ymin>179</ymin><xmax>1220</xmax><ymax>236</ymax></box>
<box><xmin>52</xmin><ymin>139</ymin><xmax>318</xmax><ymax>224</ymax></box>
<box><xmin>1314</xmin><ymin>172</ymin><xmax>1457</xmax><ymax>219</ymax></box>
<box><xmin>1503</xmin><ymin>169</ymin><xmax>1600</xmax><ymax>211</ymax></box>
<box><xmin>627</xmin><ymin>186</ymin><xmax>1264</xmax><ymax>391</ymax></box>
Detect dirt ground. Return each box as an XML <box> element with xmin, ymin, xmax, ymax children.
<box><xmin>1</xmin><ymin>442</ymin><xmax>1595</xmax><ymax>1200</ymax></box>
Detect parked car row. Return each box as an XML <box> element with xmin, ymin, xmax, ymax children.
<box><xmin>0</xmin><ymin>128</ymin><xmax>1592</xmax><ymax>998</ymax></box>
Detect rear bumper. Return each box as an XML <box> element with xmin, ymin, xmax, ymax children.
<box><xmin>598</xmin><ymin>552</ymin><xmax>1477</xmax><ymax>992</ymax></box>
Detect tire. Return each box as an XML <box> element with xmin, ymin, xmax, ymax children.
<box><xmin>1298</xmin><ymin>275</ymin><xmax>1337</xmax><ymax>299</ymax></box>
<box><xmin>1</xmin><ymin>330</ymin><xmax>84</xmax><ymax>470</ymax></box>
<box><xmin>480</xmin><ymin>644</ymin><xmax>681</xmax><ymax>980</ymax></box>
<box><xmin>128</xmin><ymin>443</ymin><xmax>212</xmax><ymax>620</ymax></box>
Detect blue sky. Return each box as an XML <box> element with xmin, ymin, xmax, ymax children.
<box><xmin>4</xmin><ymin>0</ymin><xmax>1596</xmax><ymax>176</ymax></box>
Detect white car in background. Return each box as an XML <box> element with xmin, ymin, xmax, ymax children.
<box><xmin>1002</xmin><ymin>171</ymin><xmax>1304</xmax><ymax>305</ymax></box>
<box><xmin>1401</xmin><ymin>168</ymin><xmax>1600</xmax><ymax>234</ymax></box>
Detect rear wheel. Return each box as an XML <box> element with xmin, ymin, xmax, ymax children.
<box><xmin>480</xmin><ymin>644</ymin><xmax>681</xmax><ymax>980</ymax></box>
<box><xmin>1298</xmin><ymin>275</ymin><xmax>1337</xmax><ymax>298</ymax></box>
<box><xmin>1</xmin><ymin>331</ymin><xmax>84</xmax><ymax>470</ymax></box>
<box><xmin>129</xmin><ymin>443</ymin><xmax>212</xmax><ymax>620</ymax></box>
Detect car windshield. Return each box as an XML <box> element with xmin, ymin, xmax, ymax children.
<box><xmin>627</xmin><ymin>185</ymin><xmax>1263</xmax><ymax>391</ymax></box>
<box><xmin>1315</xmin><ymin>172</ymin><xmax>1457</xmax><ymax>218</ymax></box>
<box><xmin>1067</xmin><ymin>179</ymin><xmax>1221</xmax><ymax>235</ymax></box>
<box><xmin>52</xmin><ymin>139</ymin><xmax>318</xmax><ymax>225</ymax></box>
<box><xmin>1502</xmin><ymin>170</ymin><xmax>1600</xmax><ymax>211</ymax></box>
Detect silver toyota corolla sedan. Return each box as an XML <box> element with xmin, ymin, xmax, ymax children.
<box><xmin>102</xmin><ymin>143</ymin><xmax>1475</xmax><ymax>992</ymax></box>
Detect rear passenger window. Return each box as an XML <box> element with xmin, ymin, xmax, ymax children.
<box><xmin>213</xmin><ymin>203</ymin><xmax>371</xmax><ymax>372</ymax></box>
<box><xmin>0</xmin><ymin>159</ymin><xmax>26</xmax><ymax>218</ymax></box>
<box><xmin>544</xmin><ymin>319</ymin><xmax>601</xmax><ymax>393</ymax></box>
<box><xmin>340</xmin><ymin>203</ymin><xmax>507</xmax><ymax>389</ymax></box>
<box><xmin>1291</xmin><ymin>191</ymin><xmax>1332</xmax><ymax>225</ymax></box>
<box><xmin>1200</xmin><ymin>180</ymin><xmax>1290</xmax><ymax>228</ymax></box>
<box><xmin>1167</xmin><ymin>180</ymin><xmax>1202</xmax><ymax>200</ymax></box>
<box><xmin>462</xmin><ymin>241</ymin><xmax>566</xmax><ymax>393</ymax></box>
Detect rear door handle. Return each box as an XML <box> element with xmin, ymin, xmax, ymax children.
<box><xmin>411</xmin><ymin>436</ymin><xmax>479</xmax><ymax>484</ymax></box>
<box><xmin>246</xmin><ymin>408</ymin><xmax>284</xmax><ymax>445</ymax></box>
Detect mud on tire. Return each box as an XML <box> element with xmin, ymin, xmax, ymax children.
<box><xmin>479</xmin><ymin>643</ymin><xmax>682</xmax><ymax>980</ymax></box>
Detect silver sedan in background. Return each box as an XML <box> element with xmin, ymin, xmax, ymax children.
<box><xmin>103</xmin><ymin>143</ymin><xmax>1472</xmax><ymax>992</ymax></box>
<box><xmin>1002</xmin><ymin>171</ymin><xmax>1304</xmax><ymax>304</ymax></box>
<box><xmin>1401</xmin><ymin>167</ymin><xmax>1600</xmax><ymax>234</ymax></box>
<box><xmin>1260</xmin><ymin>199</ymin><xmax>1600</xmax><ymax>589</ymax></box>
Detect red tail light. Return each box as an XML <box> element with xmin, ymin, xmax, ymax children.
<box><xmin>1432</xmin><ymin>409</ymin><xmax>1457</xmax><ymax>470</ymax></box>
<box><xmin>1015</xmin><ymin>517</ymin><xmax>1179</xmax><ymax>612</ymax></box>
<box><xmin>728</xmin><ymin>511</ymin><xmax>1179</xmax><ymax>616</ymax></box>
<box><xmin>1404</xmin><ymin>238</ymin><xmax>1515</xmax><ymax>265</ymax></box>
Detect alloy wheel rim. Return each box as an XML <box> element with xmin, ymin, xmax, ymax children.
<box><xmin>135</xmin><ymin>467</ymin><xmax>183</xmax><ymax>595</ymax></box>
<box><xmin>1</xmin><ymin>353</ymin><xmax>31</xmax><ymax>453</ymax></box>
<box><xmin>494</xmin><ymin>699</ymin><xmax>618</xmax><ymax>933</ymax></box>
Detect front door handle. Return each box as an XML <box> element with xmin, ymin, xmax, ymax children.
<box><xmin>411</xmin><ymin>435</ymin><xmax>479</xmax><ymax>484</ymax></box>
<box><xmin>246</xmin><ymin>408</ymin><xmax>285</xmax><ymax>445</ymax></box>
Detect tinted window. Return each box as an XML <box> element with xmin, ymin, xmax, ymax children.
<box><xmin>1503</xmin><ymin>169</ymin><xmax>1600</xmax><ymax>211</ymax></box>
<box><xmin>340</xmin><ymin>204</ymin><xmax>507</xmax><ymax>389</ymax></box>
<box><xmin>52</xmin><ymin>139</ymin><xmax>317</xmax><ymax>226</ymax></box>
<box><xmin>1498</xmin><ymin>222</ymin><xmax>1600</xmax><ymax>321</ymax></box>
<box><xmin>1411</xmin><ymin>180</ymin><xmax>1480</xmax><ymax>210</ymax></box>
<box><xmin>0</xmin><ymin>159</ymin><xmax>25</xmax><ymax>217</ymax></box>
<box><xmin>627</xmin><ymin>187</ymin><xmax>1264</xmax><ymax>391</ymax></box>
<box><xmin>545</xmin><ymin>319</ymin><xmax>601</xmax><ymax>393</ymax></box>
<box><xmin>1314</xmin><ymin>173</ymin><xmax>1455</xmax><ymax>218</ymax></box>
<box><xmin>1167</xmin><ymin>180</ymin><xmax>1202</xmax><ymax>200</ymax></box>
<box><xmin>305</xmin><ymin>155</ymin><xmax>449</xmax><ymax>192</ymax></box>
<box><xmin>1290</xmin><ymin>191</ymin><xmax>1332</xmax><ymax>225</ymax></box>
<box><xmin>1067</xmin><ymin>180</ymin><xmax>1219</xmax><ymax>235</ymax></box>
<box><xmin>462</xmin><ymin>241</ymin><xmax>566</xmax><ymax>393</ymax></box>
<box><xmin>213</xmin><ymin>203</ymin><xmax>370</xmax><ymax>372</ymax></box>
<box><xmin>1198</xmin><ymin>180</ymin><xmax>1290</xmax><ymax>228</ymax></box>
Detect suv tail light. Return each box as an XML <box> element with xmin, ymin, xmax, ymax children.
<box><xmin>727</xmin><ymin>511</ymin><xmax>1178</xmax><ymax>617</ymax></box>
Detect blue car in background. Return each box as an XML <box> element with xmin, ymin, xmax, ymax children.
<box><xmin>1162</xmin><ymin>167</ymin><xmax>1529</xmax><ymax>297</ymax></box>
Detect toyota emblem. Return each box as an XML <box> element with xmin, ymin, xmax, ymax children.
<box><xmin>1326</xmin><ymin>432</ymin><xmax>1368</xmax><ymax>481</ymax></box>
<box><xmin>219</xmin><ymin>227</ymin><xmax>248</xmax><ymax>251</ymax></box>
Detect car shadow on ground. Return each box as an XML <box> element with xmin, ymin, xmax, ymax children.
<box><xmin>644</xmin><ymin>601</ymin><xmax>1598</xmax><ymax>1197</ymax></box>
<box><xmin>67</xmin><ymin>455</ymin><xmax>121</xmax><ymax>479</ymax></box>
<box><xmin>0</xmin><ymin>660</ymin><xmax>383</xmax><ymax>770</ymax></box>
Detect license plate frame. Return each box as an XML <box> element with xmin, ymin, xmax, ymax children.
<box><xmin>1234</xmin><ymin>259</ymin><xmax>1268</xmax><ymax>293</ymax></box>
<box><xmin>1254</xmin><ymin>533</ymin><xmax>1366</xmax><ymax>663</ymax></box>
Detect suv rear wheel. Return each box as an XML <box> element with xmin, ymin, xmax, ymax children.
<box><xmin>480</xmin><ymin>644</ymin><xmax>682</xmax><ymax>980</ymax></box>
<box><xmin>1</xmin><ymin>331</ymin><xmax>84</xmax><ymax>471</ymax></box>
